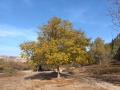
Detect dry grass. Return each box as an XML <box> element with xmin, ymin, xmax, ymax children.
<box><xmin>0</xmin><ymin>71</ymin><xmax>25</xmax><ymax>78</ymax></box>
<box><xmin>0</xmin><ymin>60</ymin><xmax>33</xmax><ymax>74</ymax></box>
<box><xmin>30</xmin><ymin>78</ymin><xmax>75</xmax><ymax>88</ymax></box>
<box><xmin>82</xmin><ymin>61</ymin><xmax>120</xmax><ymax>75</ymax></box>
<box><xmin>78</xmin><ymin>61</ymin><xmax>120</xmax><ymax>86</ymax></box>
<box><xmin>0</xmin><ymin>70</ymin><xmax>119</xmax><ymax>90</ymax></box>
<box><xmin>0</xmin><ymin>59</ymin><xmax>120</xmax><ymax>90</ymax></box>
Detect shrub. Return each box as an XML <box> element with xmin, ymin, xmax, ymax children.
<box><xmin>0</xmin><ymin>60</ymin><xmax>33</xmax><ymax>73</ymax></box>
<box><xmin>89</xmin><ymin>66</ymin><xmax>120</xmax><ymax>75</ymax></box>
<box><xmin>3</xmin><ymin>67</ymin><xmax>15</xmax><ymax>74</ymax></box>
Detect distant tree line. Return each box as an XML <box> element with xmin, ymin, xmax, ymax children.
<box><xmin>90</xmin><ymin>34</ymin><xmax>120</xmax><ymax>63</ymax></box>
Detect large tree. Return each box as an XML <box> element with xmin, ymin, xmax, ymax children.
<box><xmin>20</xmin><ymin>17</ymin><xmax>91</xmax><ymax>78</ymax></box>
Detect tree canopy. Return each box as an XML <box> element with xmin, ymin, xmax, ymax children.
<box><xmin>89</xmin><ymin>38</ymin><xmax>106</xmax><ymax>63</ymax></box>
<box><xmin>20</xmin><ymin>17</ymin><xmax>92</xmax><ymax>77</ymax></box>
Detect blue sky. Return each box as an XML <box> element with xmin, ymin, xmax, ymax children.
<box><xmin>0</xmin><ymin>0</ymin><xmax>118</xmax><ymax>56</ymax></box>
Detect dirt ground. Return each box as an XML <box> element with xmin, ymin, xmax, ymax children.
<box><xmin>0</xmin><ymin>70</ymin><xmax>120</xmax><ymax>90</ymax></box>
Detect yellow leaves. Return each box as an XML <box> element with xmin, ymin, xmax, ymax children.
<box><xmin>30</xmin><ymin>60</ymin><xmax>37</xmax><ymax>66</ymax></box>
<box><xmin>75</xmin><ymin>54</ymin><xmax>88</xmax><ymax>64</ymax></box>
<box><xmin>46</xmin><ymin>52</ymin><xmax>69</xmax><ymax>65</ymax></box>
<box><xmin>19</xmin><ymin>41</ymin><xmax>37</xmax><ymax>59</ymax></box>
<box><xmin>21</xmin><ymin>53</ymin><xmax>29</xmax><ymax>58</ymax></box>
<box><xmin>38</xmin><ymin>17</ymin><xmax>74</xmax><ymax>40</ymax></box>
<box><xmin>49</xmin><ymin>17</ymin><xmax>62</xmax><ymax>25</ymax></box>
<box><xmin>20</xmin><ymin>17</ymin><xmax>91</xmax><ymax>67</ymax></box>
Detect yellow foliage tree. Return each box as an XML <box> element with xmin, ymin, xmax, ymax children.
<box><xmin>20</xmin><ymin>17</ymin><xmax>91</xmax><ymax>78</ymax></box>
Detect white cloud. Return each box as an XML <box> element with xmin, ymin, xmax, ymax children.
<box><xmin>63</xmin><ymin>8</ymin><xmax>100</xmax><ymax>26</ymax></box>
<box><xmin>0</xmin><ymin>46</ymin><xmax>20</xmax><ymax>56</ymax></box>
<box><xmin>0</xmin><ymin>46</ymin><xmax>19</xmax><ymax>51</ymax></box>
<box><xmin>62</xmin><ymin>7</ymin><xmax>106</xmax><ymax>26</ymax></box>
<box><xmin>62</xmin><ymin>7</ymin><xmax>88</xmax><ymax>23</ymax></box>
<box><xmin>0</xmin><ymin>24</ymin><xmax>37</xmax><ymax>41</ymax></box>
<box><xmin>0</xmin><ymin>30</ymin><xmax>22</xmax><ymax>37</ymax></box>
<box><xmin>0</xmin><ymin>24</ymin><xmax>38</xmax><ymax>56</ymax></box>
<box><xmin>66</xmin><ymin>9</ymin><xmax>86</xmax><ymax>22</ymax></box>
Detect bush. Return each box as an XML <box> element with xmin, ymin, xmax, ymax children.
<box><xmin>0</xmin><ymin>60</ymin><xmax>33</xmax><ymax>73</ymax></box>
<box><xmin>99</xmin><ymin>67</ymin><xmax>120</xmax><ymax>74</ymax></box>
<box><xmin>3</xmin><ymin>67</ymin><xmax>15</xmax><ymax>74</ymax></box>
<box><xmin>89</xmin><ymin>66</ymin><xmax>120</xmax><ymax>75</ymax></box>
<box><xmin>3</xmin><ymin>61</ymin><xmax>32</xmax><ymax>70</ymax></box>
<box><xmin>0</xmin><ymin>59</ymin><xmax>5</xmax><ymax>72</ymax></box>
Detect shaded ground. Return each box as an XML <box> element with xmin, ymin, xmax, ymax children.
<box><xmin>0</xmin><ymin>70</ymin><xmax>120</xmax><ymax>90</ymax></box>
<box><xmin>79</xmin><ymin>61</ymin><xmax>120</xmax><ymax>86</ymax></box>
<box><xmin>92</xmin><ymin>73</ymin><xmax>120</xmax><ymax>86</ymax></box>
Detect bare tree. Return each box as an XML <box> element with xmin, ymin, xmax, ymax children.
<box><xmin>109</xmin><ymin>0</ymin><xmax>120</xmax><ymax>31</ymax></box>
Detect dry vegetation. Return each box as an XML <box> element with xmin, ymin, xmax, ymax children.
<box><xmin>0</xmin><ymin>59</ymin><xmax>120</xmax><ymax>90</ymax></box>
<box><xmin>76</xmin><ymin>60</ymin><xmax>120</xmax><ymax>86</ymax></box>
<box><xmin>0</xmin><ymin>70</ymin><xmax>116</xmax><ymax>90</ymax></box>
<box><xmin>0</xmin><ymin>59</ymin><xmax>33</xmax><ymax>74</ymax></box>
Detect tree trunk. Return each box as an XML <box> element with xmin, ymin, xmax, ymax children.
<box><xmin>37</xmin><ymin>65</ymin><xmax>39</xmax><ymax>72</ymax></box>
<box><xmin>57</xmin><ymin>66</ymin><xmax>60</xmax><ymax>78</ymax></box>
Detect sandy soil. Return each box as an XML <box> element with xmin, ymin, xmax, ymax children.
<box><xmin>0</xmin><ymin>71</ymin><xmax>120</xmax><ymax>90</ymax></box>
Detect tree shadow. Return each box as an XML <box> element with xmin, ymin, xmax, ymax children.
<box><xmin>24</xmin><ymin>71</ymin><xmax>71</xmax><ymax>80</ymax></box>
<box><xmin>91</xmin><ymin>74</ymin><xmax>120</xmax><ymax>85</ymax></box>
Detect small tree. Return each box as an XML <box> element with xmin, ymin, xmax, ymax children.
<box><xmin>114</xmin><ymin>47</ymin><xmax>120</xmax><ymax>61</ymax></box>
<box><xmin>89</xmin><ymin>38</ymin><xmax>106</xmax><ymax>64</ymax></box>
